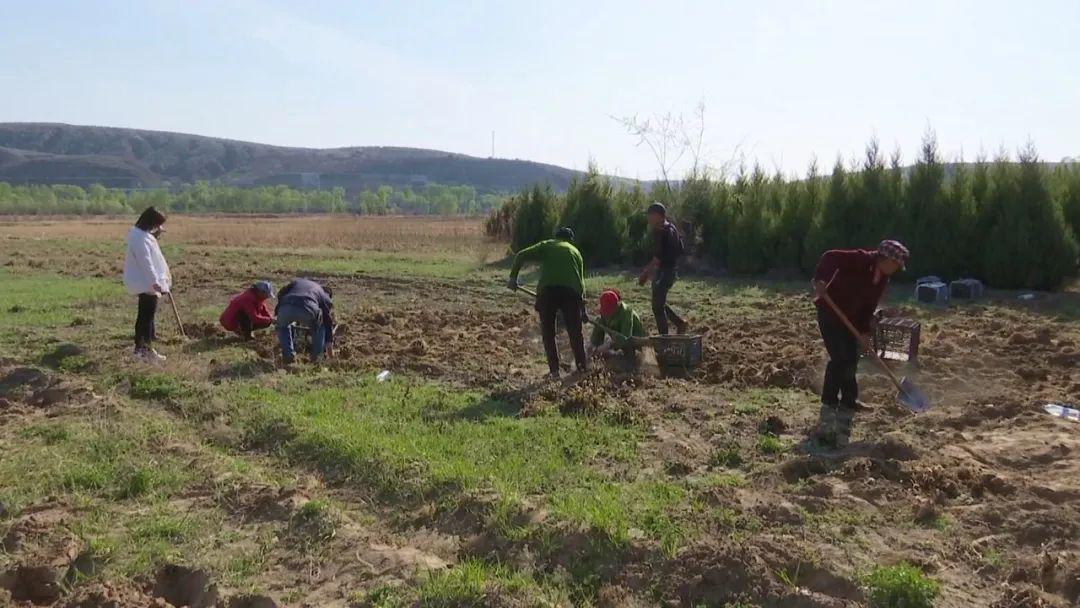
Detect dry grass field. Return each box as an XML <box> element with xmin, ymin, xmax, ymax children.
<box><xmin>0</xmin><ymin>215</ymin><xmax>1078</xmax><ymax>607</ymax></box>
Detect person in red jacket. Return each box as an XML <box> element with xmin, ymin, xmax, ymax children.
<box><xmin>811</xmin><ymin>240</ymin><xmax>909</xmax><ymax>412</ymax></box>
<box><xmin>220</xmin><ymin>281</ymin><xmax>275</xmax><ymax>339</ymax></box>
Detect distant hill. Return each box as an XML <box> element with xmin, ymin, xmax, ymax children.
<box><xmin>0</xmin><ymin>123</ymin><xmax>595</xmax><ymax>193</ymax></box>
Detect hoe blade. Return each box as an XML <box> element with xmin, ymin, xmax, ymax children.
<box><xmin>896</xmin><ymin>377</ymin><xmax>931</xmax><ymax>413</ymax></box>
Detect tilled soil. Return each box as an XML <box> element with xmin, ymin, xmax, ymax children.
<box><xmin>2</xmin><ymin>229</ymin><xmax>1078</xmax><ymax>605</ymax></box>
<box><xmin>182</xmin><ymin>275</ymin><xmax>1080</xmax><ymax>607</ymax></box>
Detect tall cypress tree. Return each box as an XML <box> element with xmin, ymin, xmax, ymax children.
<box><xmin>881</xmin><ymin>147</ymin><xmax>905</xmax><ymax>239</ymax></box>
<box><xmin>700</xmin><ymin>180</ymin><xmax>733</xmax><ymax>267</ymax></box>
<box><xmin>727</xmin><ymin>167</ymin><xmax>770</xmax><ymax>274</ymax></box>
<box><xmin>941</xmin><ymin>160</ymin><xmax>977</xmax><ymax>278</ymax></box>
<box><xmin>561</xmin><ymin>169</ymin><xmax>622</xmax><ymax>266</ymax></box>
<box><xmin>982</xmin><ymin>147</ymin><xmax>1078</xmax><ymax>289</ymax></box>
<box><xmin>511</xmin><ymin>184</ymin><xmax>559</xmax><ymax>252</ymax></box>
<box><xmin>904</xmin><ymin>130</ymin><xmax>947</xmax><ymax>278</ymax></box>
<box><xmin>853</xmin><ymin>137</ymin><xmax>886</xmax><ymax>246</ymax></box>
<box><xmin>805</xmin><ymin>158</ymin><xmax>852</xmax><ymax>262</ymax></box>
<box><xmin>1056</xmin><ymin>165</ymin><xmax>1080</xmax><ymax>245</ymax></box>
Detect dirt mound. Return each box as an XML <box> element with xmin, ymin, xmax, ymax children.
<box><xmin>184</xmin><ymin>321</ymin><xmax>226</xmax><ymax>340</ymax></box>
<box><xmin>695</xmin><ymin>311</ymin><xmax>819</xmax><ymax>390</ymax></box>
<box><xmin>60</xmin><ymin>582</ymin><xmax>171</xmax><ymax>607</ymax></box>
<box><xmin>991</xmin><ymin>586</ymin><xmax>1070</xmax><ymax>608</ymax></box>
<box><xmin>1006</xmin><ymin>552</ymin><xmax>1080</xmax><ymax>605</ymax></box>
<box><xmin>225</xmin><ymin>594</ymin><xmax>279</xmax><ymax>608</ymax></box>
<box><xmin>0</xmin><ymin>365</ymin><xmax>91</xmax><ymax>409</ymax></box>
<box><xmin>152</xmin><ymin>565</ymin><xmax>218</xmax><ymax>608</ymax></box>
<box><xmin>2</xmin><ymin>503</ymin><xmax>71</xmax><ymax>553</ymax></box>
<box><xmin>0</xmin><ymin>564</ymin><xmax>64</xmax><ymax>604</ymax></box>
<box><xmin>39</xmin><ymin>343</ymin><xmax>89</xmax><ymax>370</ymax></box>
<box><xmin>0</xmin><ymin>366</ymin><xmax>52</xmax><ymax>395</ymax></box>
<box><xmin>355</xmin><ymin>543</ymin><xmax>450</xmax><ymax>576</ymax></box>
<box><xmin>0</xmin><ymin>502</ymin><xmax>85</xmax><ymax>605</ymax></box>
<box><xmin>509</xmin><ymin>368</ymin><xmax>641</xmax><ymax>419</ymax></box>
<box><xmin>655</xmin><ymin>542</ymin><xmax>787</xmax><ymax>604</ymax></box>
<box><xmin>220</xmin><ymin>484</ymin><xmax>304</xmax><ymax>523</ymax></box>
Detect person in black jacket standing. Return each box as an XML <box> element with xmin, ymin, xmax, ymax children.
<box><xmin>637</xmin><ymin>202</ymin><xmax>688</xmax><ymax>335</ymax></box>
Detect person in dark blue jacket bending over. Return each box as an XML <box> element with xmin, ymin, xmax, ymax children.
<box><xmin>275</xmin><ymin>278</ymin><xmax>335</xmax><ymax>364</ymax></box>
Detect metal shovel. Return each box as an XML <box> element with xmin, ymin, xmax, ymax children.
<box><xmin>819</xmin><ymin>292</ymin><xmax>930</xmax><ymax>413</ymax></box>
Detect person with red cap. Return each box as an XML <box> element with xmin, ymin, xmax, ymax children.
<box><xmin>589</xmin><ymin>289</ymin><xmax>645</xmax><ymax>357</ymax></box>
<box><xmin>220</xmin><ymin>281</ymin><xmax>275</xmax><ymax>340</ymax></box>
<box><xmin>812</xmin><ymin>239</ymin><xmax>910</xmax><ymax>416</ymax></box>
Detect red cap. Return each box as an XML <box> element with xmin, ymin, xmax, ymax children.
<box><xmin>598</xmin><ymin>289</ymin><xmax>620</xmax><ymax>317</ymax></box>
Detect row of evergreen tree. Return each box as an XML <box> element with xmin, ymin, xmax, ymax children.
<box><xmin>487</xmin><ymin>135</ymin><xmax>1080</xmax><ymax>290</ymax></box>
<box><xmin>0</xmin><ymin>182</ymin><xmax>503</xmax><ymax>216</ymax></box>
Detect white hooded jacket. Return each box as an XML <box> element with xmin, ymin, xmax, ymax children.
<box><xmin>124</xmin><ymin>226</ymin><xmax>172</xmax><ymax>295</ymax></box>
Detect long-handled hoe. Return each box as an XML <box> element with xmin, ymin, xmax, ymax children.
<box><xmin>166</xmin><ymin>292</ymin><xmax>188</xmax><ymax>339</ymax></box>
<box><xmin>511</xmin><ymin>283</ymin><xmax>660</xmax><ymax>366</ymax></box>
<box><xmin>818</xmin><ymin>292</ymin><xmax>930</xmax><ymax>413</ymax></box>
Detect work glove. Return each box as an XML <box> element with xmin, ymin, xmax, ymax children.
<box><xmin>506</xmin><ymin>277</ymin><xmax>519</xmax><ymax>291</ymax></box>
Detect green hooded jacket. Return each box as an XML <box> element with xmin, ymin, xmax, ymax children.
<box><xmin>590</xmin><ymin>301</ymin><xmax>645</xmax><ymax>350</ymax></box>
<box><xmin>509</xmin><ymin>239</ymin><xmax>585</xmax><ymax>296</ymax></box>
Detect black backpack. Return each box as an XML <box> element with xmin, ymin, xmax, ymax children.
<box><xmin>666</xmin><ymin>222</ymin><xmax>686</xmax><ymax>259</ymax></box>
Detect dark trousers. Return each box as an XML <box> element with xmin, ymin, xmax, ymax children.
<box><xmin>135</xmin><ymin>294</ymin><xmax>158</xmax><ymax>349</ymax></box>
<box><xmin>235</xmin><ymin>311</ymin><xmax>272</xmax><ymax>339</ymax></box>
<box><xmin>536</xmin><ymin>286</ymin><xmax>587</xmax><ymax>375</ymax></box>
<box><xmin>817</xmin><ymin>307</ymin><xmax>858</xmax><ymax>406</ymax></box>
<box><xmin>651</xmin><ymin>267</ymin><xmax>685</xmax><ymax>335</ymax></box>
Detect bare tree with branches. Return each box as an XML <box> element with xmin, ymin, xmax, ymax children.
<box><xmin>611</xmin><ymin>101</ymin><xmax>741</xmax><ymax>196</ymax></box>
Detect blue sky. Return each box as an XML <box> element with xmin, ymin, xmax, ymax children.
<box><xmin>2</xmin><ymin>0</ymin><xmax>1077</xmax><ymax>178</ymax></box>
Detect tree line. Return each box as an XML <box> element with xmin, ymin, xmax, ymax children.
<box><xmin>487</xmin><ymin>134</ymin><xmax>1080</xmax><ymax>290</ymax></box>
<box><xmin>0</xmin><ymin>182</ymin><xmax>504</xmax><ymax>216</ymax></box>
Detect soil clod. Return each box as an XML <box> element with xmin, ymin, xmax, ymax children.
<box><xmin>152</xmin><ymin>565</ymin><xmax>219</xmax><ymax>608</ymax></box>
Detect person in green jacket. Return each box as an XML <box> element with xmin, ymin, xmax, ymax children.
<box><xmin>589</xmin><ymin>289</ymin><xmax>645</xmax><ymax>358</ymax></box>
<box><xmin>507</xmin><ymin>227</ymin><xmax>588</xmax><ymax>377</ymax></box>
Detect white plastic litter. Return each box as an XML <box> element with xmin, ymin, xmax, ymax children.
<box><xmin>1043</xmin><ymin>403</ymin><xmax>1080</xmax><ymax>422</ymax></box>
<box><xmin>377</xmin><ymin>370</ymin><xmax>391</xmax><ymax>382</ymax></box>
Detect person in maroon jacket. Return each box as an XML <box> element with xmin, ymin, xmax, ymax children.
<box><xmin>811</xmin><ymin>240</ymin><xmax>909</xmax><ymax>411</ymax></box>
<box><xmin>220</xmin><ymin>281</ymin><xmax>275</xmax><ymax>339</ymax></box>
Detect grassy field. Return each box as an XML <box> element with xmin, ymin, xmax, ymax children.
<box><xmin>0</xmin><ymin>215</ymin><xmax>1078</xmax><ymax>607</ymax></box>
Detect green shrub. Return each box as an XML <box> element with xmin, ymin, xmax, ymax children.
<box><xmin>981</xmin><ymin>148</ymin><xmax>1079</xmax><ymax>289</ymax></box>
<box><xmin>1059</xmin><ymin>165</ymin><xmax>1080</xmax><ymax>243</ymax></box>
<box><xmin>483</xmin><ymin>135</ymin><xmax>1079</xmax><ymax>289</ymax></box>
<box><xmin>129</xmin><ymin>374</ymin><xmax>187</xmax><ymax>400</ymax></box>
<box><xmin>711</xmin><ymin>445</ymin><xmax>743</xmax><ymax>468</ymax></box>
<box><xmin>511</xmin><ymin>185</ymin><xmax>560</xmax><ymax>252</ymax></box>
<box><xmin>863</xmin><ymin>563</ymin><xmax>940</xmax><ymax>608</ymax></box>
<box><xmin>756</xmin><ymin>434</ymin><xmax>787</xmax><ymax>455</ymax></box>
<box><xmin>561</xmin><ymin>169</ymin><xmax>624</xmax><ymax>266</ymax></box>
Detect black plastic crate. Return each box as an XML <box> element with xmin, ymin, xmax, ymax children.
<box><xmin>873</xmin><ymin>317</ymin><xmax>920</xmax><ymax>363</ymax></box>
<box><xmin>652</xmin><ymin>335</ymin><xmax>703</xmax><ymax>368</ymax></box>
<box><xmin>950</xmin><ymin>278</ymin><xmax>984</xmax><ymax>300</ymax></box>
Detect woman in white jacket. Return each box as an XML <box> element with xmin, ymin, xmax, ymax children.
<box><xmin>124</xmin><ymin>207</ymin><xmax>172</xmax><ymax>363</ymax></box>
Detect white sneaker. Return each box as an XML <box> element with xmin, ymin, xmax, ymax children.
<box><xmin>133</xmin><ymin>348</ymin><xmax>166</xmax><ymax>364</ymax></box>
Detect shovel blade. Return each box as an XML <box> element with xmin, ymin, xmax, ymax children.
<box><xmin>896</xmin><ymin>377</ymin><xmax>930</xmax><ymax>413</ymax></box>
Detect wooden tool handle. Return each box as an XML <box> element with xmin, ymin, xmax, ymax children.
<box><xmin>818</xmin><ymin>291</ymin><xmax>904</xmax><ymax>391</ymax></box>
<box><xmin>167</xmin><ymin>293</ymin><xmax>187</xmax><ymax>338</ymax></box>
